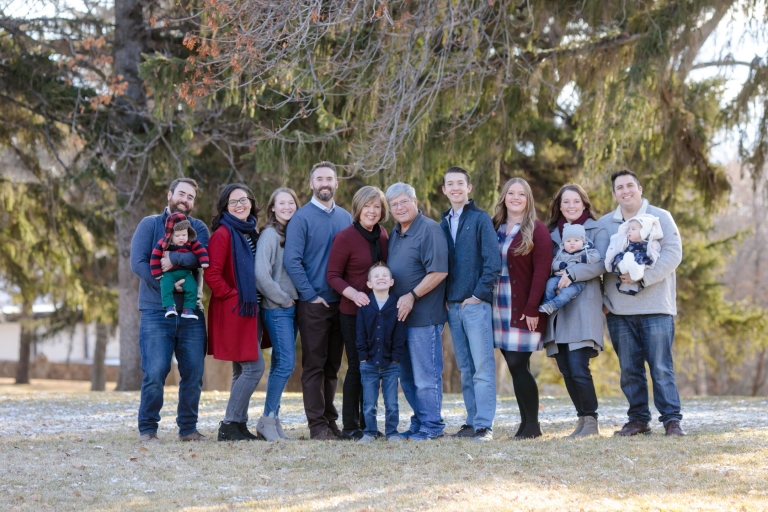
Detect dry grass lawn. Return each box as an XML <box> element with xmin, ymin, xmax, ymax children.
<box><xmin>1</xmin><ymin>378</ymin><xmax>767</xmax><ymax>511</ymax></box>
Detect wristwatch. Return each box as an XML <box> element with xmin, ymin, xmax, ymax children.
<box><xmin>409</xmin><ymin>289</ymin><xmax>420</xmax><ymax>301</ymax></box>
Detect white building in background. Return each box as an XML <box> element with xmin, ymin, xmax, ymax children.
<box><xmin>0</xmin><ymin>305</ymin><xmax>120</xmax><ymax>365</ymax></box>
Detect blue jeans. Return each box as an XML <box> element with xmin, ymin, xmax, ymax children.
<box><xmin>447</xmin><ymin>301</ymin><xmax>496</xmax><ymax>430</ymax></box>
<box><xmin>542</xmin><ymin>276</ymin><xmax>585</xmax><ymax>310</ymax></box>
<box><xmin>400</xmin><ymin>324</ymin><xmax>445</xmax><ymax>435</ymax></box>
<box><xmin>360</xmin><ymin>362</ymin><xmax>400</xmax><ymax>437</ymax></box>
<box><xmin>138</xmin><ymin>309</ymin><xmax>206</xmax><ymax>436</ymax></box>
<box><xmin>260</xmin><ymin>305</ymin><xmax>298</xmax><ymax>417</ymax></box>
<box><xmin>606</xmin><ymin>313</ymin><xmax>682</xmax><ymax>425</ymax></box>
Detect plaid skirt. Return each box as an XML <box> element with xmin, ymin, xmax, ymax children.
<box><xmin>492</xmin><ymin>224</ymin><xmax>542</xmax><ymax>352</ymax></box>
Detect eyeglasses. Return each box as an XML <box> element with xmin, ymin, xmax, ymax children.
<box><xmin>228</xmin><ymin>197</ymin><xmax>252</xmax><ymax>207</ymax></box>
<box><xmin>389</xmin><ymin>199</ymin><xmax>413</xmax><ymax>210</ymax></box>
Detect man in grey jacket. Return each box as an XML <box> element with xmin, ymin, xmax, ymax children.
<box><xmin>599</xmin><ymin>170</ymin><xmax>685</xmax><ymax>436</ymax></box>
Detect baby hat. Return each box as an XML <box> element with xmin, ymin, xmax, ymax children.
<box><xmin>562</xmin><ymin>223</ymin><xmax>587</xmax><ymax>243</ymax></box>
<box><xmin>163</xmin><ymin>212</ymin><xmax>197</xmax><ymax>248</ymax></box>
<box><xmin>627</xmin><ymin>214</ymin><xmax>662</xmax><ymax>241</ymax></box>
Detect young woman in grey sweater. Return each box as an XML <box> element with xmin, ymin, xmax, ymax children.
<box><xmin>254</xmin><ymin>188</ymin><xmax>301</xmax><ymax>441</ymax></box>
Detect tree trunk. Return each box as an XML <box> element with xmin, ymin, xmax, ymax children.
<box><xmin>113</xmin><ymin>0</ymin><xmax>150</xmax><ymax>391</ymax></box>
<box><xmin>91</xmin><ymin>323</ymin><xmax>109</xmax><ymax>391</ymax></box>
<box><xmin>15</xmin><ymin>302</ymin><xmax>34</xmax><ymax>384</ymax></box>
<box><xmin>752</xmin><ymin>349</ymin><xmax>766</xmax><ymax>397</ymax></box>
<box><xmin>115</xmin><ymin>200</ymin><xmax>144</xmax><ymax>390</ymax></box>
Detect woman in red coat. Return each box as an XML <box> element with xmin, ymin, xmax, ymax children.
<box><xmin>205</xmin><ymin>183</ymin><xmax>263</xmax><ymax>442</ymax></box>
<box><xmin>491</xmin><ymin>178</ymin><xmax>553</xmax><ymax>439</ymax></box>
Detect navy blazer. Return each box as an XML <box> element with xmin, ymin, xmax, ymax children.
<box><xmin>355</xmin><ymin>294</ymin><xmax>407</xmax><ymax>367</ymax></box>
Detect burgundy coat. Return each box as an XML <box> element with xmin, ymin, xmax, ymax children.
<box><xmin>504</xmin><ymin>219</ymin><xmax>553</xmax><ymax>334</ymax></box>
<box><xmin>204</xmin><ymin>226</ymin><xmax>260</xmax><ymax>362</ymax></box>
<box><xmin>327</xmin><ymin>224</ymin><xmax>389</xmax><ymax>316</ymax></box>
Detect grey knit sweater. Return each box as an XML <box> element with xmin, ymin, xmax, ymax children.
<box><xmin>255</xmin><ymin>227</ymin><xmax>298</xmax><ymax>310</ymax></box>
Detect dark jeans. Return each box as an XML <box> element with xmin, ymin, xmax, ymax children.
<box><xmin>360</xmin><ymin>362</ymin><xmax>400</xmax><ymax>438</ymax></box>
<box><xmin>501</xmin><ymin>350</ymin><xmax>538</xmax><ymax>427</ymax></box>
<box><xmin>138</xmin><ymin>309</ymin><xmax>206</xmax><ymax>436</ymax></box>
<box><xmin>339</xmin><ymin>313</ymin><xmax>365</xmax><ymax>431</ymax></box>
<box><xmin>606</xmin><ymin>313</ymin><xmax>682</xmax><ymax>425</ymax></box>
<box><xmin>553</xmin><ymin>344</ymin><xmax>598</xmax><ymax>418</ymax></box>
<box><xmin>296</xmin><ymin>301</ymin><xmax>344</xmax><ymax>437</ymax></box>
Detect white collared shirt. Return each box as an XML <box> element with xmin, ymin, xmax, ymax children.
<box><xmin>447</xmin><ymin>204</ymin><xmax>465</xmax><ymax>242</ymax></box>
<box><xmin>311</xmin><ymin>195</ymin><xmax>336</xmax><ymax>213</ymax></box>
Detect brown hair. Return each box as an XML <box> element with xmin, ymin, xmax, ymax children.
<box><xmin>264</xmin><ymin>187</ymin><xmax>302</xmax><ymax>247</ymax></box>
<box><xmin>351</xmin><ymin>186</ymin><xmax>389</xmax><ymax>224</ymax></box>
<box><xmin>492</xmin><ymin>178</ymin><xmax>537</xmax><ymax>256</ymax></box>
<box><xmin>210</xmin><ymin>183</ymin><xmax>261</xmax><ymax>232</ymax></box>
<box><xmin>610</xmin><ymin>169</ymin><xmax>641</xmax><ymax>190</ymax></box>
<box><xmin>443</xmin><ymin>166</ymin><xmax>471</xmax><ymax>186</ymax></box>
<box><xmin>545</xmin><ymin>183</ymin><xmax>597</xmax><ymax>231</ymax></box>
<box><xmin>310</xmin><ymin>161</ymin><xmax>337</xmax><ymax>179</ymax></box>
<box><xmin>169</xmin><ymin>177</ymin><xmax>199</xmax><ymax>196</ymax></box>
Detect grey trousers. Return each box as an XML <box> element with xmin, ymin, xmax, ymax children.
<box><xmin>223</xmin><ymin>353</ymin><xmax>265</xmax><ymax>423</ymax></box>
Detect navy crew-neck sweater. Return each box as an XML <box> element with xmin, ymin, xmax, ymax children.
<box><xmin>283</xmin><ymin>202</ymin><xmax>352</xmax><ymax>303</ymax></box>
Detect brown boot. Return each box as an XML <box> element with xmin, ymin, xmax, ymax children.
<box><xmin>311</xmin><ymin>427</ymin><xmax>339</xmax><ymax>441</ymax></box>
<box><xmin>614</xmin><ymin>420</ymin><xmax>651</xmax><ymax>436</ymax></box>
<box><xmin>664</xmin><ymin>420</ymin><xmax>686</xmax><ymax>436</ymax></box>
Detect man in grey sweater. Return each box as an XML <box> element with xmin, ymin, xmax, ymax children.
<box><xmin>599</xmin><ymin>170</ymin><xmax>685</xmax><ymax>436</ymax></box>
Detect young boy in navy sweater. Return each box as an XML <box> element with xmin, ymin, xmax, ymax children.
<box><xmin>150</xmin><ymin>212</ymin><xmax>209</xmax><ymax>319</ymax></box>
<box><xmin>356</xmin><ymin>262</ymin><xmax>407</xmax><ymax>443</ymax></box>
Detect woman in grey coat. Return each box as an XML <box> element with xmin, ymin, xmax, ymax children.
<box><xmin>542</xmin><ymin>184</ymin><xmax>608</xmax><ymax>437</ymax></box>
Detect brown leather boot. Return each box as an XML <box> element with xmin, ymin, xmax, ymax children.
<box><xmin>614</xmin><ymin>420</ymin><xmax>651</xmax><ymax>436</ymax></box>
<box><xmin>664</xmin><ymin>420</ymin><xmax>686</xmax><ymax>436</ymax></box>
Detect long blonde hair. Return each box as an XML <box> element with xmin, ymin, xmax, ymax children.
<box><xmin>492</xmin><ymin>177</ymin><xmax>537</xmax><ymax>256</ymax></box>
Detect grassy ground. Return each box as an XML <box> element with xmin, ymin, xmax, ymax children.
<box><xmin>1</xmin><ymin>379</ymin><xmax>767</xmax><ymax>511</ymax></box>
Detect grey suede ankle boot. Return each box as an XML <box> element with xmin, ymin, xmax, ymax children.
<box><xmin>275</xmin><ymin>417</ymin><xmax>293</xmax><ymax>440</ymax></box>
<box><xmin>256</xmin><ymin>415</ymin><xmax>280</xmax><ymax>441</ymax></box>
<box><xmin>573</xmin><ymin>416</ymin><xmax>599</xmax><ymax>437</ymax></box>
<box><xmin>568</xmin><ymin>417</ymin><xmax>586</xmax><ymax>437</ymax></box>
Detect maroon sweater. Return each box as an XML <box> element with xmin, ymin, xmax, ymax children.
<box><xmin>327</xmin><ymin>224</ymin><xmax>389</xmax><ymax>316</ymax></box>
<box><xmin>504</xmin><ymin>219</ymin><xmax>553</xmax><ymax>333</ymax></box>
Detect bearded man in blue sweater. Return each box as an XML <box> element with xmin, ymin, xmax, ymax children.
<box><xmin>130</xmin><ymin>178</ymin><xmax>210</xmax><ymax>443</ymax></box>
<box><xmin>284</xmin><ymin>161</ymin><xmax>352</xmax><ymax>440</ymax></box>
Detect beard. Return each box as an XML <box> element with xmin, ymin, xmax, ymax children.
<box><xmin>313</xmin><ymin>187</ymin><xmax>334</xmax><ymax>202</ymax></box>
<box><xmin>169</xmin><ymin>198</ymin><xmax>191</xmax><ymax>214</ymax></box>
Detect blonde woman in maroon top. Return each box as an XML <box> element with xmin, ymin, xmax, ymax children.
<box><xmin>491</xmin><ymin>178</ymin><xmax>552</xmax><ymax>439</ymax></box>
<box><xmin>327</xmin><ymin>186</ymin><xmax>390</xmax><ymax>440</ymax></box>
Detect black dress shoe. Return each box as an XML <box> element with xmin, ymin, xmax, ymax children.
<box><xmin>614</xmin><ymin>420</ymin><xmax>652</xmax><ymax>436</ymax></box>
<box><xmin>340</xmin><ymin>429</ymin><xmax>364</xmax><ymax>441</ymax></box>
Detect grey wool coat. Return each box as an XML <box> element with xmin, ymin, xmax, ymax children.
<box><xmin>542</xmin><ymin>218</ymin><xmax>609</xmax><ymax>356</ymax></box>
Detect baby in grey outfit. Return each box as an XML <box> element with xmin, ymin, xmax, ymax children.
<box><xmin>539</xmin><ymin>223</ymin><xmax>601</xmax><ymax>315</ymax></box>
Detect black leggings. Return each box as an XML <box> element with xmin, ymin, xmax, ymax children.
<box><xmin>501</xmin><ymin>350</ymin><xmax>539</xmax><ymax>427</ymax></box>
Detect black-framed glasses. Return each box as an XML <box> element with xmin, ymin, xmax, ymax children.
<box><xmin>228</xmin><ymin>197</ymin><xmax>252</xmax><ymax>207</ymax></box>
